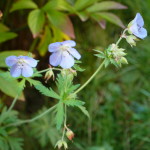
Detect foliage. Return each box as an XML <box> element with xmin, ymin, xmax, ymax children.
<box><xmin>0</xmin><ymin>0</ymin><xmax>150</xmax><ymax>150</ymax></box>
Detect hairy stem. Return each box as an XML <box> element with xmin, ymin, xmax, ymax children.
<box><xmin>61</xmin><ymin>104</ymin><xmax>67</xmax><ymax>141</ymax></box>
<box><xmin>74</xmin><ymin>60</ymin><xmax>105</xmax><ymax>94</ymax></box>
<box><xmin>36</xmin><ymin>68</ymin><xmax>62</xmax><ymax>74</ymax></box>
<box><xmin>5</xmin><ymin>105</ymin><xmax>56</xmax><ymax>128</ymax></box>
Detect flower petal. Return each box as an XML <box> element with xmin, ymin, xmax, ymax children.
<box><xmin>134</xmin><ymin>27</ymin><xmax>147</xmax><ymax>39</ymax></box>
<box><xmin>22</xmin><ymin>64</ymin><xmax>33</xmax><ymax>77</ymax></box>
<box><xmin>5</xmin><ymin>56</ymin><xmax>17</xmax><ymax>67</ymax></box>
<box><xmin>62</xmin><ymin>40</ymin><xmax>76</xmax><ymax>47</ymax></box>
<box><xmin>60</xmin><ymin>51</ymin><xmax>74</xmax><ymax>69</ymax></box>
<box><xmin>10</xmin><ymin>64</ymin><xmax>21</xmax><ymax>77</ymax></box>
<box><xmin>49</xmin><ymin>51</ymin><xmax>62</xmax><ymax>66</ymax></box>
<box><xmin>48</xmin><ymin>42</ymin><xmax>62</xmax><ymax>52</ymax></box>
<box><xmin>134</xmin><ymin>13</ymin><xmax>144</xmax><ymax>27</ymax></box>
<box><xmin>68</xmin><ymin>48</ymin><xmax>81</xmax><ymax>60</ymax></box>
<box><xmin>22</xmin><ymin>56</ymin><xmax>38</xmax><ymax>67</ymax></box>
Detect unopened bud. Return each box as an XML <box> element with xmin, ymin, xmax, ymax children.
<box><xmin>126</xmin><ymin>35</ymin><xmax>137</xmax><ymax>47</ymax></box>
<box><xmin>120</xmin><ymin>57</ymin><xmax>128</xmax><ymax>64</ymax></box>
<box><xmin>66</xmin><ymin>129</ymin><xmax>74</xmax><ymax>141</ymax></box>
<box><xmin>55</xmin><ymin>140</ymin><xmax>68</xmax><ymax>150</ymax></box>
<box><xmin>0</xmin><ymin>11</ymin><xmax>3</xmax><ymax>19</ymax></box>
<box><xmin>44</xmin><ymin>69</ymin><xmax>54</xmax><ymax>82</ymax></box>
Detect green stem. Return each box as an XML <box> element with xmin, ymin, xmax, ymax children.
<box><xmin>116</xmin><ymin>28</ymin><xmax>128</xmax><ymax>46</ymax></box>
<box><xmin>35</xmin><ymin>68</ymin><xmax>62</xmax><ymax>74</ymax></box>
<box><xmin>5</xmin><ymin>105</ymin><xmax>56</xmax><ymax>128</ymax></box>
<box><xmin>62</xmin><ymin>104</ymin><xmax>67</xmax><ymax>141</ymax></box>
<box><xmin>74</xmin><ymin>60</ymin><xmax>105</xmax><ymax>94</ymax></box>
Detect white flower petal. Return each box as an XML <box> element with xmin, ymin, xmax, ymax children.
<box><xmin>49</xmin><ymin>51</ymin><xmax>62</xmax><ymax>66</ymax></box>
<box><xmin>48</xmin><ymin>42</ymin><xmax>62</xmax><ymax>52</ymax></box>
<box><xmin>60</xmin><ymin>51</ymin><xmax>74</xmax><ymax>69</ymax></box>
<box><xmin>22</xmin><ymin>56</ymin><xmax>38</xmax><ymax>67</ymax></box>
<box><xmin>22</xmin><ymin>64</ymin><xmax>33</xmax><ymax>77</ymax></box>
<box><xmin>10</xmin><ymin>64</ymin><xmax>21</xmax><ymax>77</ymax></box>
<box><xmin>62</xmin><ymin>40</ymin><xmax>76</xmax><ymax>47</ymax></box>
<box><xmin>5</xmin><ymin>56</ymin><xmax>18</xmax><ymax>67</ymax></box>
<box><xmin>68</xmin><ymin>48</ymin><xmax>81</xmax><ymax>60</ymax></box>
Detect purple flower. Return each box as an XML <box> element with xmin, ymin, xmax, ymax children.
<box><xmin>48</xmin><ymin>40</ymin><xmax>81</xmax><ymax>69</ymax></box>
<box><xmin>5</xmin><ymin>56</ymin><xmax>38</xmax><ymax>77</ymax></box>
<box><xmin>128</xmin><ymin>13</ymin><xmax>147</xmax><ymax>39</ymax></box>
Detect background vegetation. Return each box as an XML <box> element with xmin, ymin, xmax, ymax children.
<box><xmin>0</xmin><ymin>0</ymin><xmax>150</xmax><ymax>150</ymax></box>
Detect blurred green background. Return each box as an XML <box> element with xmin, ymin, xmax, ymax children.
<box><xmin>0</xmin><ymin>0</ymin><xmax>150</xmax><ymax>150</ymax></box>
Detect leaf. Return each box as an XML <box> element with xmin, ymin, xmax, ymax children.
<box><xmin>46</xmin><ymin>10</ymin><xmax>75</xmax><ymax>38</ymax></box>
<box><xmin>0</xmin><ymin>72</ymin><xmax>25</xmax><ymax>100</ymax></box>
<box><xmin>64</xmin><ymin>99</ymin><xmax>85</xmax><ymax>107</ymax></box>
<box><xmin>74</xmin><ymin>0</ymin><xmax>98</xmax><ymax>11</ymax></box>
<box><xmin>10</xmin><ymin>0</ymin><xmax>38</xmax><ymax>12</ymax></box>
<box><xmin>55</xmin><ymin>102</ymin><xmax>64</xmax><ymax>130</ymax></box>
<box><xmin>38</xmin><ymin>26</ymin><xmax>51</xmax><ymax>56</ymax></box>
<box><xmin>42</xmin><ymin>0</ymin><xmax>73</xmax><ymax>12</ymax></box>
<box><xmin>8</xmin><ymin>137</ymin><xmax>23</xmax><ymax>150</ymax></box>
<box><xmin>0</xmin><ymin>50</ymin><xmax>28</xmax><ymax>68</ymax></box>
<box><xmin>87</xmin><ymin>1</ymin><xmax>127</xmax><ymax>12</ymax></box>
<box><xmin>94</xmin><ymin>50</ymin><xmax>105</xmax><ymax>58</ymax></box>
<box><xmin>77</xmin><ymin>11</ymin><xmax>89</xmax><ymax>22</ymax></box>
<box><xmin>0</xmin><ymin>23</ymin><xmax>9</xmax><ymax>32</ymax></box>
<box><xmin>0</xmin><ymin>32</ymin><xmax>17</xmax><ymax>43</ymax></box>
<box><xmin>28</xmin><ymin>79</ymin><xmax>60</xmax><ymax>99</ymax></box>
<box><xmin>78</xmin><ymin>106</ymin><xmax>90</xmax><ymax>118</ymax></box>
<box><xmin>92</xmin><ymin>12</ymin><xmax>125</xmax><ymax>28</ymax></box>
<box><xmin>28</xmin><ymin>9</ymin><xmax>45</xmax><ymax>36</ymax></box>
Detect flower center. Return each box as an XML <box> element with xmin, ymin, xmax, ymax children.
<box><xmin>60</xmin><ymin>45</ymin><xmax>70</xmax><ymax>51</ymax></box>
<box><xmin>17</xmin><ymin>58</ymin><xmax>27</xmax><ymax>68</ymax></box>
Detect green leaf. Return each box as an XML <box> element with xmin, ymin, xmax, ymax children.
<box><xmin>10</xmin><ymin>0</ymin><xmax>38</xmax><ymax>12</ymax></box>
<box><xmin>74</xmin><ymin>0</ymin><xmax>98</xmax><ymax>11</ymax></box>
<box><xmin>28</xmin><ymin>9</ymin><xmax>45</xmax><ymax>36</ymax></box>
<box><xmin>0</xmin><ymin>23</ymin><xmax>9</xmax><ymax>32</ymax></box>
<box><xmin>87</xmin><ymin>1</ymin><xmax>127</xmax><ymax>12</ymax></box>
<box><xmin>78</xmin><ymin>106</ymin><xmax>90</xmax><ymax>118</ymax></box>
<box><xmin>46</xmin><ymin>10</ymin><xmax>75</xmax><ymax>38</ymax></box>
<box><xmin>91</xmin><ymin>12</ymin><xmax>125</xmax><ymax>28</ymax></box>
<box><xmin>0</xmin><ymin>72</ymin><xmax>25</xmax><ymax>100</ymax></box>
<box><xmin>28</xmin><ymin>79</ymin><xmax>60</xmax><ymax>99</ymax></box>
<box><xmin>42</xmin><ymin>0</ymin><xmax>73</xmax><ymax>12</ymax></box>
<box><xmin>64</xmin><ymin>99</ymin><xmax>85</xmax><ymax>107</ymax></box>
<box><xmin>7</xmin><ymin>137</ymin><xmax>23</xmax><ymax>150</ymax></box>
<box><xmin>0</xmin><ymin>50</ymin><xmax>28</xmax><ymax>68</ymax></box>
<box><xmin>38</xmin><ymin>26</ymin><xmax>51</xmax><ymax>56</ymax></box>
<box><xmin>94</xmin><ymin>50</ymin><xmax>105</xmax><ymax>59</ymax></box>
<box><xmin>55</xmin><ymin>102</ymin><xmax>64</xmax><ymax>130</ymax></box>
<box><xmin>0</xmin><ymin>32</ymin><xmax>17</xmax><ymax>43</ymax></box>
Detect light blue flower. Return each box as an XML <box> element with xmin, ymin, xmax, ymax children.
<box><xmin>48</xmin><ymin>40</ymin><xmax>81</xmax><ymax>69</ymax></box>
<box><xmin>128</xmin><ymin>13</ymin><xmax>147</xmax><ymax>39</ymax></box>
<box><xmin>5</xmin><ymin>56</ymin><xmax>38</xmax><ymax>77</ymax></box>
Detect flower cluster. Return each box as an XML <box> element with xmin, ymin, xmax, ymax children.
<box><xmin>5</xmin><ymin>13</ymin><xmax>147</xmax><ymax>78</ymax></box>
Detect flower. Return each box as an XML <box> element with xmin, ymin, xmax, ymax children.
<box><xmin>48</xmin><ymin>40</ymin><xmax>81</xmax><ymax>69</ymax></box>
<box><xmin>5</xmin><ymin>55</ymin><xmax>38</xmax><ymax>77</ymax></box>
<box><xmin>128</xmin><ymin>13</ymin><xmax>147</xmax><ymax>39</ymax></box>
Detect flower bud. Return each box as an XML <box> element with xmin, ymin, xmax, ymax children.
<box><xmin>126</xmin><ymin>35</ymin><xmax>138</xmax><ymax>47</ymax></box>
<box><xmin>55</xmin><ymin>140</ymin><xmax>68</xmax><ymax>150</ymax></box>
<box><xmin>66</xmin><ymin>129</ymin><xmax>74</xmax><ymax>141</ymax></box>
<box><xmin>120</xmin><ymin>57</ymin><xmax>128</xmax><ymax>64</ymax></box>
<box><xmin>44</xmin><ymin>69</ymin><xmax>54</xmax><ymax>83</ymax></box>
<box><xmin>0</xmin><ymin>10</ymin><xmax>3</xmax><ymax>19</ymax></box>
